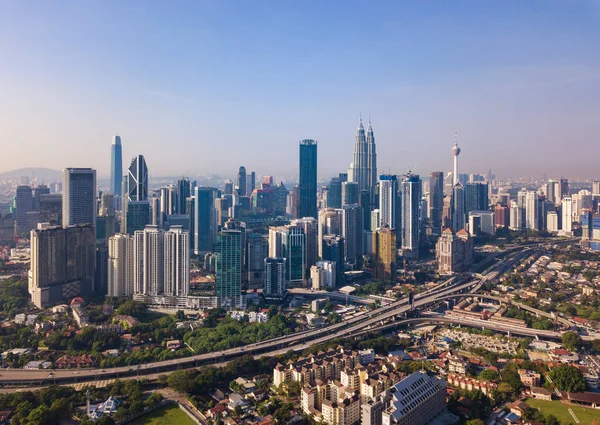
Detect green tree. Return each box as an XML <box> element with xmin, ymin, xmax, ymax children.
<box><xmin>176</xmin><ymin>310</ymin><xmax>186</xmax><ymax>321</ymax></box>
<box><xmin>167</xmin><ymin>370</ymin><xmax>198</xmax><ymax>393</ymax></box>
<box><xmin>549</xmin><ymin>364</ymin><xmax>585</xmax><ymax>392</ymax></box>
<box><xmin>465</xmin><ymin>420</ymin><xmax>485</xmax><ymax>425</ymax></box>
<box><xmin>562</xmin><ymin>331</ymin><xmax>582</xmax><ymax>351</ymax></box>
<box><xmin>479</xmin><ymin>369</ymin><xmax>500</xmax><ymax>381</ymax></box>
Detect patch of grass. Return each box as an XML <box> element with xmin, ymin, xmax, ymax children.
<box><xmin>525</xmin><ymin>398</ymin><xmax>600</xmax><ymax>424</ymax></box>
<box><xmin>129</xmin><ymin>404</ymin><xmax>196</xmax><ymax>425</ymax></box>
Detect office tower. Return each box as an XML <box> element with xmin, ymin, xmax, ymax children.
<box><xmin>32</xmin><ymin>185</ymin><xmax>50</xmax><ymax>212</ymax></box>
<box><xmin>247</xmin><ymin>171</ymin><xmax>256</xmax><ymax>195</ymax></box>
<box><xmin>360</xmin><ymin>189</ymin><xmax>371</xmax><ymax>231</ymax></box>
<box><xmin>509</xmin><ymin>201</ymin><xmax>524</xmax><ymax>230</ymax></box>
<box><xmin>108</xmin><ymin>233</ymin><xmax>134</xmax><ymax>297</ymax></box>
<box><xmin>215</xmin><ymin>228</ymin><xmax>242</xmax><ymax>308</ymax></box>
<box><xmin>159</xmin><ymin>185</ymin><xmax>177</xmax><ymax>217</ymax></box>
<box><xmin>525</xmin><ymin>191</ymin><xmax>539</xmax><ymax>230</ymax></box>
<box><xmin>546</xmin><ymin>179</ymin><xmax>557</xmax><ymax>204</ymax></box>
<box><xmin>124</xmin><ymin>201</ymin><xmax>151</xmax><ymax>234</ymax></box>
<box><xmin>215</xmin><ymin>197</ymin><xmax>230</xmax><ymax>226</ymax></box>
<box><xmin>299</xmin><ymin>139</ymin><xmax>318</xmax><ymax>219</ymax></box>
<box><xmin>186</xmin><ymin>196</ymin><xmax>195</xmax><ymax>252</ymax></box>
<box><xmin>194</xmin><ymin>187</ymin><xmax>217</xmax><ymax>255</ymax></box>
<box><xmin>291</xmin><ymin>217</ymin><xmax>318</xmax><ymax>270</ymax></box>
<box><xmin>593</xmin><ymin>181</ymin><xmax>600</xmax><ymax>196</ymax></box>
<box><xmin>126</xmin><ymin>155</ymin><xmax>148</xmax><ymax>201</ymax></box>
<box><xmin>342</xmin><ymin>181</ymin><xmax>360</xmax><ymax>206</ymax></box>
<box><xmin>379</xmin><ymin>175</ymin><xmax>398</xmax><ymax>229</ymax></box>
<box><xmin>269</xmin><ymin>225</ymin><xmax>306</xmax><ymax>286</ymax></box>
<box><xmin>342</xmin><ymin>204</ymin><xmax>364</xmax><ymax>265</ymax></box>
<box><xmin>557</xmin><ymin>178</ymin><xmax>569</xmax><ymax>200</ymax></box>
<box><xmin>164</xmin><ymin>226</ymin><xmax>190</xmax><ymax>297</ymax></box>
<box><xmin>177</xmin><ymin>178</ymin><xmax>190</xmax><ymax>215</ymax></box>
<box><xmin>429</xmin><ymin>172</ymin><xmax>444</xmax><ymax>236</ymax></box>
<box><xmin>401</xmin><ymin>173</ymin><xmax>421</xmax><ymax>259</ymax></box>
<box><xmin>327</xmin><ymin>176</ymin><xmax>343</xmax><ymax>209</ymax></box>
<box><xmin>15</xmin><ymin>185</ymin><xmax>33</xmax><ymax>235</ymax></box>
<box><xmin>436</xmin><ymin>228</ymin><xmax>474</xmax><ymax>273</ymax></box>
<box><xmin>494</xmin><ymin>204</ymin><xmax>510</xmax><ymax>228</ymax></box>
<box><xmin>224</xmin><ymin>180</ymin><xmax>234</xmax><ymax>196</ymax></box>
<box><xmin>465</xmin><ymin>182</ymin><xmax>489</xmax><ymax>213</ymax></box>
<box><xmin>110</xmin><ymin>136</ymin><xmax>123</xmax><ymax>198</ymax></box>
<box><xmin>264</xmin><ymin>257</ymin><xmax>287</xmax><ymax>301</ymax></box>
<box><xmin>150</xmin><ymin>197</ymin><xmax>162</xmax><ymax>228</ymax></box>
<box><xmin>62</xmin><ymin>168</ymin><xmax>96</xmax><ymax>228</ymax></box>
<box><xmin>133</xmin><ymin>225</ymin><xmax>164</xmax><ymax>296</ymax></box>
<box><xmin>372</xmin><ymin>227</ymin><xmax>396</xmax><ymax>283</ymax></box>
<box><xmin>247</xmin><ymin>233</ymin><xmax>268</xmax><ymax>287</ymax></box>
<box><xmin>236</xmin><ymin>166</ymin><xmax>247</xmax><ymax>197</ymax></box>
<box><xmin>96</xmin><ymin>214</ymin><xmax>116</xmax><ymax>242</ymax></box>
<box><xmin>322</xmin><ymin>235</ymin><xmax>345</xmax><ymax>284</ymax></box>
<box><xmin>561</xmin><ymin>197</ymin><xmax>573</xmax><ymax>233</ymax></box>
<box><xmin>288</xmin><ymin>186</ymin><xmax>300</xmax><ymax>218</ymax></box>
<box><xmin>29</xmin><ymin>223</ymin><xmax>95</xmax><ymax>308</ymax></box>
<box><xmin>39</xmin><ymin>194</ymin><xmax>62</xmax><ymax>225</ymax></box>
<box><xmin>95</xmin><ymin>243</ymin><xmax>109</xmax><ymax>296</ymax></box>
<box><xmin>166</xmin><ymin>214</ymin><xmax>190</xmax><ymax>233</ymax></box>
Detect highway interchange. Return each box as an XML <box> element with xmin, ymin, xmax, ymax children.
<box><xmin>0</xmin><ymin>244</ymin><xmax>582</xmax><ymax>388</ymax></box>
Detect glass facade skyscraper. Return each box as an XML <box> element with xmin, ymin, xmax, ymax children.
<box><xmin>194</xmin><ymin>186</ymin><xmax>217</xmax><ymax>255</ymax></box>
<box><xmin>215</xmin><ymin>229</ymin><xmax>242</xmax><ymax>308</ymax></box>
<box><xmin>62</xmin><ymin>168</ymin><xmax>96</xmax><ymax>228</ymax></box>
<box><xmin>110</xmin><ymin>136</ymin><xmax>122</xmax><ymax>197</ymax></box>
<box><xmin>127</xmin><ymin>155</ymin><xmax>148</xmax><ymax>201</ymax></box>
<box><xmin>298</xmin><ymin>139</ymin><xmax>317</xmax><ymax>219</ymax></box>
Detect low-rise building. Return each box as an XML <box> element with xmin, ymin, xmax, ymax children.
<box><xmin>518</xmin><ymin>369</ymin><xmax>541</xmax><ymax>387</ymax></box>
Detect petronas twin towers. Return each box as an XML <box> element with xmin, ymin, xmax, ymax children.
<box><xmin>348</xmin><ymin>118</ymin><xmax>377</xmax><ymax>193</ymax></box>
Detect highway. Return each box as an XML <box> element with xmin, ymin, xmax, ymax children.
<box><xmin>0</xmin><ymin>246</ymin><xmax>549</xmax><ymax>387</ymax></box>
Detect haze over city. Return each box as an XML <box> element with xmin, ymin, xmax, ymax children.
<box><xmin>1</xmin><ymin>0</ymin><xmax>600</xmax><ymax>178</ymax></box>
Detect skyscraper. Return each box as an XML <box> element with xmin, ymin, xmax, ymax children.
<box><xmin>525</xmin><ymin>191</ymin><xmax>539</xmax><ymax>230</ymax></box>
<box><xmin>164</xmin><ymin>226</ymin><xmax>190</xmax><ymax>297</ymax></box>
<box><xmin>247</xmin><ymin>233</ymin><xmax>268</xmax><ymax>287</ymax></box>
<box><xmin>379</xmin><ymin>175</ymin><xmax>398</xmax><ymax>229</ymax></box>
<box><xmin>110</xmin><ymin>136</ymin><xmax>123</xmax><ymax>198</ymax></box>
<box><xmin>29</xmin><ymin>223</ymin><xmax>95</xmax><ymax>308</ymax></box>
<box><xmin>429</xmin><ymin>172</ymin><xmax>444</xmax><ymax>236</ymax></box>
<box><xmin>348</xmin><ymin>118</ymin><xmax>370</xmax><ymax>192</ymax></box>
<box><xmin>562</xmin><ymin>197</ymin><xmax>573</xmax><ymax>233</ymax></box>
<box><xmin>194</xmin><ymin>187</ymin><xmax>217</xmax><ymax>255</ymax></box>
<box><xmin>322</xmin><ymin>234</ymin><xmax>345</xmax><ymax>285</ymax></box>
<box><xmin>108</xmin><ymin>233</ymin><xmax>134</xmax><ymax>297</ymax></box>
<box><xmin>465</xmin><ymin>182</ymin><xmax>489</xmax><ymax>213</ymax></box>
<box><xmin>593</xmin><ymin>181</ymin><xmax>600</xmax><ymax>196</ymax></box>
<box><xmin>32</xmin><ymin>185</ymin><xmax>50</xmax><ymax>212</ymax></box>
<box><xmin>291</xmin><ymin>217</ymin><xmax>318</xmax><ymax>271</ymax></box>
<box><xmin>215</xmin><ymin>228</ymin><xmax>242</xmax><ymax>308</ymax></box>
<box><xmin>401</xmin><ymin>173</ymin><xmax>421</xmax><ymax>259</ymax></box>
<box><xmin>237</xmin><ymin>166</ymin><xmax>247</xmax><ymax>197</ymax></box>
<box><xmin>342</xmin><ymin>181</ymin><xmax>360</xmax><ymax>206</ymax></box>
<box><xmin>15</xmin><ymin>185</ymin><xmax>33</xmax><ymax>235</ymax></box>
<box><xmin>177</xmin><ymin>178</ymin><xmax>190</xmax><ymax>215</ymax></box>
<box><xmin>134</xmin><ymin>225</ymin><xmax>164</xmax><ymax>296</ymax></box>
<box><xmin>127</xmin><ymin>155</ymin><xmax>148</xmax><ymax>202</ymax></box>
<box><xmin>342</xmin><ymin>204</ymin><xmax>364</xmax><ymax>265</ymax></box>
<box><xmin>372</xmin><ymin>227</ymin><xmax>396</xmax><ymax>283</ymax></box>
<box><xmin>366</xmin><ymin>119</ymin><xmax>377</xmax><ymax>195</ymax></box>
<box><xmin>62</xmin><ymin>168</ymin><xmax>96</xmax><ymax>228</ymax></box>
<box><xmin>299</xmin><ymin>139</ymin><xmax>318</xmax><ymax>219</ymax></box>
<box><xmin>264</xmin><ymin>257</ymin><xmax>287</xmax><ymax>301</ymax></box>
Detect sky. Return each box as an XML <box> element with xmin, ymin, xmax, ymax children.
<box><xmin>1</xmin><ymin>0</ymin><xmax>600</xmax><ymax>180</ymax></box>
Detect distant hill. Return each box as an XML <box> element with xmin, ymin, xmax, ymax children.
<box><xmin>0</xmin><ymin>167</ymin><xmax>62</xmax><ymax>182</ymax></box>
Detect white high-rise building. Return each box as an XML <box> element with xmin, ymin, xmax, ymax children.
<box><xmin>134</xmin><ymin>225</ymin><xmax>164</xmax><ymax>296</ymax></box>
<box><xmin>379</xmin><ymin>175</ymin><xmax>398</xmax><ymax>229</ymax></box>
<box><xmin>509</xmin><ymin>200</ymin><xmax>524</xmax><ymax>230</ymax></box>
<box><xmin>525</xmin><ymin>191</ymin><xmax>539</xmax><ymax>230</ymax></box>
<box><xmin>108</xmin><ymin>234</ymin><xmax>135</xmax><ymax>297</ymax></box>
<box><xmin>593</xmin><ymin>181</ymin><xmax>600</xmax><ymax>196</ymax></box>
<box><xmin>547</xmin><ymin>211</ymin><xmax>559</xmax><ymax>233</ymax></box>
<box><xmin>561</xmin><ymin>197</ymin><xmax>573</xmax><ymax>233</ymax></box>
<box><xmin>164</xmin><ymin>226</ymin><xmax>190</xmax><ymax>297</ymax></box>
<box><xmin>371</xmin><ymin>209</ymin><xmax>381</xmax><ymax>232</ymax></box>
<box><xmin>401</xmin><ymin>173</ymin><xmax>421</xmax><ymax>259</ymax></box>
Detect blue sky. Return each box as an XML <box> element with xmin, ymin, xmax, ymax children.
<box><xmin>1</xmin><ymin>0</ymin><xmax>599</xmax><ymax>179</ymax></box>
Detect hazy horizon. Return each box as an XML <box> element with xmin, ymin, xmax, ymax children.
<box><xmin>1</xmin><ymin>1</ymin><xmax>600</xmax><ymax>179</ymax></box>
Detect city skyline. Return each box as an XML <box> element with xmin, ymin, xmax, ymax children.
<box><xmin>1</xmin><ymin>1</ymin><xmax>600</xmax><ymax>178</ymax></box>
